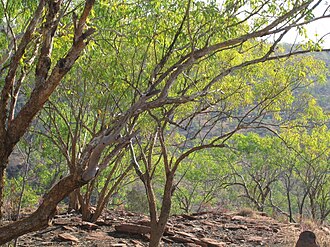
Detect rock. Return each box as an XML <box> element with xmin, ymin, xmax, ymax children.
<box><xmin>192</xmin><ymin>211</ymin><xmax>210</xmax><ymax>216</ymax></box>
<box><xmin>70</xmin><ymin>216</ymin><xmax>82</xmax><ymax>223</ymax></box>
<box><xmin>54</xmin><ymin>219</ymin><xmax>69</xmax><ymax>225</ymax></box>
<box><xmin>176</xmin><ymin>231</ymin><xmax>198</xmax><ymax>238</ymax></box>
<box><xmin>40</xmin><ymin>242</ymin><xmax>54</xmax><ymax>245</ymax></box>
<box><xmin>224</xmin><ymin>224</ymin><xmax>248</xmax><ymax>230</ymax></box>
<box><xmin>186</xmin><ymin>243</ymin><xmax>203</xmax><ymax>247</ymax></box>
<box><xmin>58</xmin><ymin>233</ymin><xmax>79</xmax><ymax>242</ymax></box>
<box><xmin>169</xmin><ymin>235</ymin><xmax>195</xmax><ymax>243</ymax></box>
<box><xmin>231</xmin><ymin>215</ymin><xmax>247</xmax><ymax>222</ymax></box>
<box><xmin>62</xmin><ymin>225</ymin><xmax>75</xmax><ymax>231</ymax></box>
<box><xmin>295</xmin><ymin>231</ymin><xmax>319</xmax><ymax>247</ymax></box>
<box><xmin>125</xmin><ymin>211</ymin><xmax>135</xmax><ymax>216</ymax></box>
<box><xmin>130</xmin><ymin>239</ymin><xmax>144</xmax><ymax>246</ymax></box>
<box><xmin>136</xmin><ymin>219</ymin><xmax>151</xmax><ymax>226</ymax></box>
<box><xmin>115</xmin><ymin>223</ymin><xmax>151</xmax><ymax>234</ymax></box>
<box><xmin>80</xmin><ymin>221</ymin><xmax>99</xmax><ymax>230</ymax></box>
<box><xmin>86</xmin><ymin>231</ymin><xmax>113</xmax><ymax>241</ymax></box>
<box><xmin>199</xmin><ymin>237</ymin><xmax>226</xmax><ymax>247</ymax></box>
<box><xmin>192</xmin><ymin>227</ymin><xmax>204</xmax><ymax>232</ymax></box>
<box><xmin>182</xmin><ymin>214</ymin><xmax>198</xmax><ymax>220</ymax></box>
<box><xmin>255</xmin><ymin>225</ymin><xmax>271</xmax><ymax>231</ymax></box>
<box><xmin>95</xmin><ymin>219</ymin><xmax>108</xmax><ymax>226</ymax></box>
<box><xmin>201</xmin><ymin>220</ymin><xmax>217</xmax><ymax>227</ymax></box>
<box><xmin>247</xmin><ymin>236</ymin><xmax>265</xmax><ymax>243</ymax></box>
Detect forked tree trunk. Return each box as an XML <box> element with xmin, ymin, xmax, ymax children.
<box><xmin>79</xmin><ymin>182</ymin><xmax>94</xmax><ymax>222</ymax></box>
<box><xmin>0</xmin><ymin>174</ymin><xmax>85</xmax><ymax>244</ymax></box>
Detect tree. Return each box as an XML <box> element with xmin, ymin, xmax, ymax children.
<box><xmin>174</xmin><ymin>150</ymin><xmax>229</xmax><ymax>213</ymax></box>
<box><xmin>0</xmin><ymin>0</ymin><xmax>95</xmax><ymax>218</ymax></box>
<box><xmin>128</xmin><ymin>49</ymin><xmax>327</xmax><ymax>245</ymax></box>
<box><xmin>283</xmin><ymin>126</ymin><xmax>330</xmax><ymax>222</ymax></box>
<box><xmin>1</xmin><ymin>0</ymin><xmax>330</xmax><ymax>245</ymax></box>
<box><xmin>225</xmin><ymin>134</ymin><xmax>285</xmax><ymax>212</ymax></box>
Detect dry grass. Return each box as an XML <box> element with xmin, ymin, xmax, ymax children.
<box><xmin>300</xmin><ymin>220</ymin><xmax>330</xmax><ymax>247</ymax></box>
<box><xmin>234</xmin><ymin>209</ymin><xmax>330</xmax><ymax>247</ymax></box>
<box><xmin>285</xmin><ymin>218</ymin><xmax>330</xmax><ymax>247</ymax></box>
<box><xmin>237</xmin><ymin>207</ymin><xmax>255</xmax><ymax>217</ymax></box>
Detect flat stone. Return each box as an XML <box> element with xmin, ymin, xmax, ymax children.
<box><xmin>115</xmin><ymin>223</ymin><xmax>151</xmax><ymax>234</ymax></box>
<box><xmin>86</xmin><ymin>231</ymin><xmax>113</xmax><ymax>241</ymax></box>
<box><xmin>201</xmin><ymin>220</ymin><xmax>217</xmax><ymax>227</ymax></box>
<box><xmin>58</xmin><ymin>233</ymin><xmax>79</xmax><ymax>242</ymax></box>
<box><xmin>182</xmin><ymin>214</ymin><xmax>198</xmax><ymax>220</ymax></box>
<box><xmin>200</xmin><ymin>237</ymin><xmax>226</xmax><ymax>247</ymax></box>
<box><xmin>95</xmin><ymin>219</ymin><xmax>108</xmax><ymax>226</ymax></box>
<box><xmin>170</xmin><ymin>235</ymin><xmax>195</xmax><ymax>243</ymax></box>
<box><xmin>247</xmin><ymin>236</ymin><xmax>265</xmax><ymax>243</ymax></box>
<box><xmin>130</xmin><ymin>239</ymin><xmax>144</xmax><ymax>246</ymax></box>
<box><xmin>186</xmin><ymin>244</ymin><xmax>203</xmax><ymax>247</ymax></box>
<box><xmin>192</xmin><ymin>227</ymin><xmax>204</xmax><ymax>232</ymax></box>
<box><xmin>80</xmin><ymin>221</ymin><xmax>99</xmax><ymax>230</ymax></box>
<box><xmin>224</xmin><ymin>224</ymin><xmax>248</xmax><ymax>230</ymax></box>
<box><xmin>62</xmin><ymin>225</ymin><xmax>75</xmax><ymax>231</ymax></box>
<box><xmin>176</xmin><ymin>231</ymin><xmax>198</xmax><ymax>238</ymax></box>
<box><xmin>255</xmin><ymin>224</ymin><xmax>271</xmax><ymax>231</ymax></box>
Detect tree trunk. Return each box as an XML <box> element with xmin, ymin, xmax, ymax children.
<box><xmin>68</xmin><ymin>189</ymin><xmax>81</xmax><ymax>212</ymax></box>
<box><xmin>149</xmin><ymin>225</ymin><xmax>166</xmax><ymax>247</ymax></box>
<box><xmin>298</xmin><ymin>190</ymin><xmax>309</xmax><ymax>222</ymax></box>
<box><xmin>309</xmin><ymin>194</ymin><xmax>316</xmax><ymax>220</ymax></box>
<box><xmin>286</xmin><ymin>188</ymin><xmax>293</xmax><ymax>222</ymax></box>
<box><xmin>148</xmin><ymin>172</ymin><xmax>174</xmax><ymax>247</ymax></box>
<box><xmin>0</xmin><ymin>151</ymin><xmax>10</xmax><ymax>219</ymax></box>
<box><xmin>0</xmin><ymin>174</ymin><xmax>85</xmax><ymax>244</ymax></box>
<box><xmin>0</xmin><ymin>166</ymin><xmax>5</xmax><ymax>219</ymax></box>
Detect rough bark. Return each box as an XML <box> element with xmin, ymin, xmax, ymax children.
<box><xmin>0</xmin><ymin>149</ymin><xmax>12</xmax><ymax>218</ymax></box>
<box><xmin>148</xmin><ymin>172</ymin><xmax>174</xmax><ymax>247</ymax></box>
<box><xmin>0</xmin><ymin>0</ymin><xmax>95</xmax><ymax>218</ymax></box>
<box><xmin>68</xmin><ymin>189</ymin><xmax>81</xmax><ymax>212</ymax></box>
<box><xmin>0</xmin><ymin>160</ymin><xmax>6</xmax><ymax>219</ymax></box>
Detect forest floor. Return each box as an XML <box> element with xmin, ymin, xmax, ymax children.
<box><xmin>11</xmin><ymin>208</ymin><xmax>330</xmax><ymax>247</ymax></box>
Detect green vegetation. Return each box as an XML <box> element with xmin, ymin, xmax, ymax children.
<box><xmin>0</xmin><ymin>0</ymin><xmax>330</xmax><ymax>246</ymax></box>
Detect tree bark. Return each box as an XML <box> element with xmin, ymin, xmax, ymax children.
<box><xmin>0</xmin><ymin>0</ymin><xmax>95</xmax><ymax>218</ymax></box>
<box><xmin>0</xmin><ymin>149</ymin><xmax>11</xmax><ymax>219</ymax></box>
<box><xmin>0</xmin><ymin>174</ymin><xmax>85</xmax><ymax>244</ymax></box>
<box><xmin>68</xmin><ymin>189</ymin><xmax>81</xmax><ymax>212</ymax></box>
<box><xmin>0</xmin><ymin>160</ymin><xmax>6</xmax><ymax>219</ymax></box>
<box><xmin>148</xmin><ymin>172</ymin><xmax>174</xmax><ymax>247</ymax></box>
<box><xmin>287</xmin><ymin>187</ymin><xmax>293</xmax><ymax>222</ymax></box>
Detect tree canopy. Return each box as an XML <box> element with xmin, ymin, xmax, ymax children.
<box><xmin>0</xmin><ymin>0</ymin><xmax>330</xmax><ymax>246</ymax></box>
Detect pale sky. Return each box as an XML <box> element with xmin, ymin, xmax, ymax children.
<box><xmin>281</xmin><ymin>1</ymin><xmax>330</xmax><ymax>48</ymax></box>
<box><xmin>211</xmin><ymin>0</ymin><xmax>330</xmax><ymax>48</ymax></box>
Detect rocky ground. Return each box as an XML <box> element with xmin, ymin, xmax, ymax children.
<box><xmin>11</xmin><ymin>209</ymin><xmax>330</xmax><ymax>246</ymax></box>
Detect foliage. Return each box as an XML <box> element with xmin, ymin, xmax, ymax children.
<box><xmin>1</xmin><ymin>0</ymin><xmax>330</xmax><ymax>245</ymax></box>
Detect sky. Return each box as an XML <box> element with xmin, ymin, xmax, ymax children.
<box><xmin>282</xmin><ymin>1</ymin><xmax>330</xmax><ymax>48</ymax></box>
<box><xmin>211</xmin><ymin>0</ymin><xmax>330</xmax><ymax>48</ymax></box>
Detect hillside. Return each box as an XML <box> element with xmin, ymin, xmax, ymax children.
<box><xmin>14</xmin><ymin>209</ymin><xmax>330</xmax><ymax>247</ymax></box>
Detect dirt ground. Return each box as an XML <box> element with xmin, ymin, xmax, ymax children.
<box><xmin>9</xmin><ymin>209</ymin><xmax>330</xmax><ymax>246</ymax></box>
